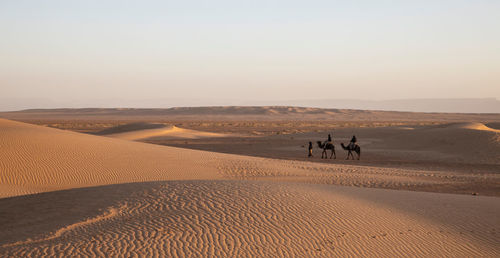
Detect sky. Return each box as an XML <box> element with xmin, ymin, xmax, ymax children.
<box><xmin>1</xmin><ymin>0</ymin><xmax>499</xmax><ymax>109</ymax></box>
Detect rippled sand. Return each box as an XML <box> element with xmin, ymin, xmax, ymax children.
<box><xmin>1</xmin><ymin>118</ymin><xmax>499</xmax><ymax>257</ymax></box>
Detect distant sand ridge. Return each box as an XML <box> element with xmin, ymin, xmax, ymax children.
<box><xmin>2</xmin><ymin>106</ymin><xmax>500</xmax><ymax>121</ymax></box>
<box><xmin>455</xmin><ymin>122</ymin><xmax>500</xmax><ymax>133</ymax></box>
<box><xmin>1</xmin><ymin>118</ymin><xmax>499</xmax><ymax>256</ymax></box>
<box><xmin>102</xmin><ymin>123</ymin><xmax>229</xmax><ymax>141</ymax></box>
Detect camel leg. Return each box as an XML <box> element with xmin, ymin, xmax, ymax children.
<box><xmin>333</xmin><ymin>149</ymin><xmax>336</xmax><ymax>159</ymax></box>
<box><xmin>346</xmin><ymin>151</ymin><xmax>350</xmax><ymax>160</ymax></box>
<box><xmin>329</xmin><ymin>149</ymin><xmax>334</xmax><ymax>159</ymax></box>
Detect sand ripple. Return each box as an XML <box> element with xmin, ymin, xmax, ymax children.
<box><xmin>1</xmin><ymin>181</ymin><xmax>498</xmax><ymax>257</ymax></box>
<box><xmin>1</xmin><ymin>118</ymin><xmax>499</xmax><ymax>257</ymax></box>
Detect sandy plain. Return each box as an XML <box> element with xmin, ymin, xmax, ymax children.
<box><xmin>1</xmin><ymin>107</ymin><xmax>499</xmax><ymax>257</ymax></box>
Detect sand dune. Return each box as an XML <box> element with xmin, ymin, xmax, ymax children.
<box><xmin>0</xmin><ymin>118</ymin><xmax>225</xmax><ymax>198</ymax></box>
<box><xmin>454</xmin><ymin>122</ymin><xmax>500</xmax><ymax>133</ymax></box>
<box><xmin>1</xmin><ymin>181</ymin><xmax>499</xmax><ymax>257</ymax></box>
<box><xmin>2</xmin><ymin>118</ymin><xmax>498</xmax><ymax>198</ymax></box>
<box><xmin>103</xmin><ymin>123</ymin><xmax>228</xmax><ymax>141</ymax></box>
<box><xmin>1</xmin><ymin>118</ymin><xmax>499</xmax><ymax>256</ymax></box>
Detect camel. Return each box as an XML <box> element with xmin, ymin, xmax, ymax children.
<box><xmin>341</xmin><ymin>143</ymin><xmax>361</xmax><ymax>160</ymax></box>
<box><xmin>317</xmin><ymin>141</ymin><xmax>336</xmax><ymax>159</ymax></box>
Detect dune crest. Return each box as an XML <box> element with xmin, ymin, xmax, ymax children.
<box><xmin>106</xmin><ymin>124</ymin><xmax>228</xmax><ymax>141</ymax></box>
<box><xmin>454</xmin><ymin>122</ymin><xmax>500</xmax><ymax>133</ymax></box>
<box><xmin>0</xmin><ymin>118</ymin><xmax>224</xmax><ymax>198</ymax></box>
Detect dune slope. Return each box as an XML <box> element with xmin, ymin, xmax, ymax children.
<box><xmin>457</xmin><ymin>122</ymin><xmax>500</xmax><ymax>133</ymax></box>
<box><xmin>1</xmin><ymin>119</ymin><xmax>499</xmax><ymax>257</ymax></box>
<box><xmin>105</xmin><ymin>124</ymin><xmax>227</xmax><ymax>141</ymax></box>
<box><xmin>0</xmin><ymin>118</ymin><xmax>224</xmax><ymax>197</ymax></box>
<box><xmin>1</xmin><ymin>181</ymin><xmax>499</xmax><ymax>257</ymax></box>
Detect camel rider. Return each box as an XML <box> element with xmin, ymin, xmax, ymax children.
<box><xmin>324</xmin><ymin>133</ymin><xmax>332</xmax><ymax>146</ymax></box>
<box><xmin>349</xmin><ymin>135</ymin><xmax>357</xmax><ymax>149</ymax></box>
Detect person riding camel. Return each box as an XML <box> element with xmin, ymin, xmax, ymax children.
<box><xmin>324</xmin><ymin>133</ymin><xmax>333</xmax><ymax>147</ymax></box>
<box><xmin>349</xmin><ymin>135</ymin><xmax>357</xmax><ymax>149</ymax></box>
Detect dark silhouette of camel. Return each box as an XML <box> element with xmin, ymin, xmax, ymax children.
<box><xmin>341</xmin><ymin>143</ymin><xmax>361</xmax><ymax>160</ymax></box>
<box><xmin>317</xmin><ymin>141</ymin><xmax>336</xmax><ymax>159</ymax></box>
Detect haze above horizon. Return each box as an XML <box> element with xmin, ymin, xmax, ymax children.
<box><xmin>1</xmin><ymin>1</ymin><xmax>499</xmax><ymax>111</ymax></box>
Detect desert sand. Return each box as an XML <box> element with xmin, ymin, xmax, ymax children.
<box><xmin>1</xmin><ymin>117</ymin><xmax>499</xmax><ymax>256</ymax></box>
<box><xmin>2</xmin><ymin>106</ymin><xmax>500</xmax><ymax>122</ymax></box>
<box><xmin>106</xmin><ymin>124</ymin><xmax>228</xmax><ymax>141</ymax></box>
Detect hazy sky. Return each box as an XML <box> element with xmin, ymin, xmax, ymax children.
<box><xmin>1</xmin><ymin>0</ymin><xmax>499</xmax><ymax>107</ymax></box>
